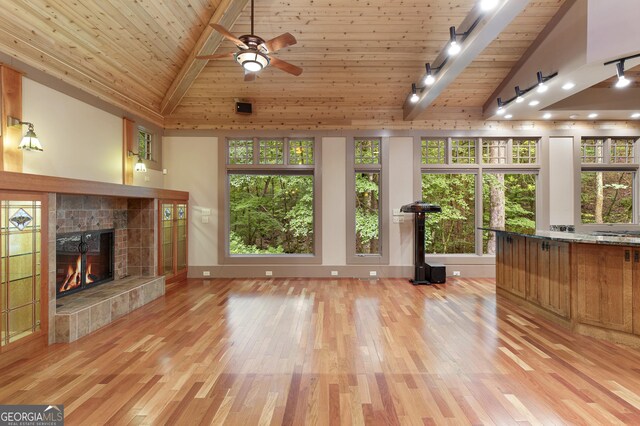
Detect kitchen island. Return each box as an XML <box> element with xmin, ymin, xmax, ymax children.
<box><xmin>485</xmin><ymin>228</ymin><xmax>640</xmax><ymax>347</ymax></box>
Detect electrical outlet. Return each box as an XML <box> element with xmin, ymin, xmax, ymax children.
<box><xmin>203</xmin><ymin>271</ymin><xmax>210</xmax><ymax>276</ymax></box>
<box><xmin>452</xmin><ymin>271</ymin><xmax>461</xmax><ymax>276</ymax></box>
<box><xmin>202</xmin><ymin>208</ymin><xmax>211</xmax><ymax>216</ymax></box>
<box><xmin>265</xmin><ymin>271</ymin><xmax>273</xmax><ymax>276</ymax></box>
<box><xmin>201</xmin><ymin>216</ymin><xmax>209</xmax><ymax>224</ymax></box>
<box><xmin>144</xmin><ymin>175</ymin><xmax>150</xmax><ymax>182</ymax></box>
<box><xmin>369</xmin><ymin>271</ymin><xmax>377</xmax><ymax>277</ymax></box>
<box><xmin>162</xmin><ymin>168</ymin><xmax>168</xmax><ymax>175</ymax></box>
<box><xmin>331</xmin><ymin>270</ymin><xmax>338</xmax><ymax>276</ymax></box>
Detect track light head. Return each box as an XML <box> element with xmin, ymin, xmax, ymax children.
<box><xmin>410</xmin><ymin>83</ymin><xmax>419</xmax><ymax>103</ymax></box>
<box><xmin>448</xmin><ymin>26</ymin><xmax>461</xmax><ymax>56</ymax></box>
<box><xmin>424</xmin><ymin>63</ymin><xmax>435</xmax><ymax>86</ymax></box>
<box><xmin>496</xmin><ymin>97</ymin><xmax>505</xmax><ymax>115</ymax></box>
<box><xmin>515</xmin><ymin>86</ymin><xmax>524</xmax><ymax>103</ymax></box>
<box><xmin>536</xmin><ymin>71</ymin><xmax>548</xmax><ymax>93</ymax></box>
<box><xmin>615</xmin><ymin>61</ymin><xmax>631</xmax><ymax>88</ymax></box>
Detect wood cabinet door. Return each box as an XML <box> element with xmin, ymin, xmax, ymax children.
<box><xmin>546</xmin><ymin>241</ymin><xmax>570</xmax><ymax>318</ymax></box>
<box><xmin>510</xmin><ymin>236</ymin><xmax>527</xmax><ymax>298</ymax></box>
<box><xmin>526</xmin><ymin>238</ymin><xmax>541</xmax><ymax>302</ymax></box>
<box><xmin>495</xmin><ymin>234</ymin><xmax>505</xmax><ymax>290</ymax></box>
<box><xmin>576</xmin><ymin>244</ymin><xmax>632</xmax><ymax>332</ymax></box>
<box><xmin>633</xmin><ymin>249</ymin><xmax>640</xmax><ymax>335</ymax></box>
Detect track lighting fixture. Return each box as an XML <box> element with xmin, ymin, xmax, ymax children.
<box><xmin>536</xmin><ymin>71</ymin><xmax>548</xmax><ymax>93</ymax></box>
<box><xmin>496</xmin><ymin>98</ymin><xmax>505</xmax><ymax>115</ymax></box>
<box><xmin>410</xmin><ymin>83</ymin><xmax>419</xmax><ymax>103</ymax></box>
<box><xmin>493</xmin><ymin>71</ymin><xmax>558</xmax><ymax>115</ymax></box>
<box><xmin>411</xmin><ymin>10</ymin><xmax>482</xmax><ymax>106</ymax></box>
<box><xmin>615</xmin><ymin>61</ymin><xmax>631</xmax><ymax>88</ymax></box>
<box><xmin>448</xmin><ymin>26</ymin><xmax>462</xmax><ymax>56</ymax></box>
<box><xmin>424</xmin><ymin>63</ymin><xmax>435</xmax><ymax>86</ymax></box>
<box><xmin>604</xmin><ymin>54</ymin><xmax>639</xmax><ymax>89</ymax></box>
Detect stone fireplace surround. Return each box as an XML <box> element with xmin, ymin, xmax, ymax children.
<box><xmin>49</xmin><ymin>194</ymin><xmax>160</xmax><ymax>343</ymax></box>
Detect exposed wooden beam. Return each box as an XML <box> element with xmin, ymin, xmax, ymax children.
<box><xmin>403</xmin><ymin>0</ymin><xmax>530</xmax><ymax>121</ymax></box>
<box><xmin>123</xmin><ymin>118</ymin><xmax>135</xmax><ymax>185</ymax></box>
<box><xmin>160</xmin><ymin>0</ymin><xmax>250</xmax><ymax>116</ymax></box>
<box><xmin>1</xmin><ymin>65</ymin><xmax>23</xmax><ymax>172</ymax></box>
<box><xmin>481</xmin><ymin>0</ymin><xmax>576</xmax><ymax>116</ymax></box>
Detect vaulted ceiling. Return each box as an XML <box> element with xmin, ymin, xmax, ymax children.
<box><xmin>0</xmin><ymin>0</ymin><xmax>578</xmax><ymax>129</ymax></box>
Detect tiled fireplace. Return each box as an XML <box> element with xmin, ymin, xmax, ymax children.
<box><xmin>48</xmin><ymin>195</ymin><xmax>162</xmax><ymax>343</ymax></box>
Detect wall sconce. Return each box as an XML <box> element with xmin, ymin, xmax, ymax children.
<box><xmin>128</xmin><ymin>150</ymin><xmax>147</xmax><ymax>172</ymax></box>
<box><xmin>7</xmin><ymin>116</ymin><xmax>43</xmax><ymax>151</ymax></box>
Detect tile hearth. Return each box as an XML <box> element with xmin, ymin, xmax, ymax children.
<box><xmin>55</xmin><ymin>276</ymin><xmax>165</xmax><ymax>343</ymax></box>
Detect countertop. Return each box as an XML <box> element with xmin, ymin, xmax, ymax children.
<box><xmin>481</xmin><ymin>227</ymin><xmax>640</xmax><ymax>247</ymax></box>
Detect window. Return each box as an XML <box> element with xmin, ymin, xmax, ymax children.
<box><xmin>355</xmin><ymin>139</ymin><xmax>381</xmax><ymax>255</ymax></box>
<box><xmin>419</xmin><ymin>137</ymin><xmax>539</xmax><ymax>255</ymax></box>
<box><xmin>580</xmin><ymin>137</ymin><xmax>637</xmax><ymax>224</ymax></box>
<box><xmin>482</xmin><ymin>173</ymin><xmax>536</xmax><ymax>253</ymax></box>
<box><xmin>138</xmin><ymin>128</ymin><xmax>153</xmax><ymax>161</ymax></box>
<box><xmin>422</xmin><ymin>173</ymin><xmax>476</xmax><ymax>254</ymax></box>
<box><xmin>225</xmin><ymin>138</ymin><xmax>319</xmax><ymax>259</ymax></box>
<box><xmin>347</xmin><ymin>137</ymin><xmax>389</xmax><ymax>263</ymax></box>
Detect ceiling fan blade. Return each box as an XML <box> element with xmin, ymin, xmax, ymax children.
<box><xmin>244</xmin><ymin>71</ymin><xmax>256</xmax><ymax>82</ymax></box>
<box><xmin>268</xmin><ymin>56</ymin><xmax>303</xmax><ymax>76</ymax></box>
<box><xmin>210</xmin><ymin>24</ymin><xmax>248</xmax><ymax>49</ymax></box>
<box><xmin>262</xmin><ymin>33</ymin><xmax>297</xmax><ymax>53</ymax></box>
<box><xmin>196</xmin><ymin>52</ymin><xmax>235</xmax><ymax>60</ymax></box>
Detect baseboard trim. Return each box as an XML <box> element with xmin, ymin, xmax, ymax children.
<box><xmin>188</xmin><ymin>264</ymin><xmax>496</xmax><ymax>279</ymax></box>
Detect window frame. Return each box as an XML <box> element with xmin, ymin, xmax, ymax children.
<box><xmin>137</xmin><ymin>127</ymin><xmax>154</xmax><ymax>161</ymax></box>
<box><xmin>416</xmin><ymin>137</ymin><xmax>540</xmax><ymax>256</ymax></box>
<box><xmin>220</xmin><ymin>136</ymin><xmax>322</xmax><ymax>264</ymax></box>
<box><xmin>578</xmin><ymin>137</ymin><xmax>639</xmax><ymax>226</ymax></box>
<box><xmin>346</xmin><ymin>137</ymin><xmax>390</xmax><ymax>265</ymax></box>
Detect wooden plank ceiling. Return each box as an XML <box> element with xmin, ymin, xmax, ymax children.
<box><xmin>166</xmin><ymin>0</ymin><xmax>566</xmax><ymax>129</ymax></box>
<box><xmin>0</xmin><ymin>0</ymin><xmax>566</xmax><ymax>129</ymax></box>
<box><xmin>0</xmin><ymin>0</ymin><xmax>222</xmax><ymax>124</ymax></box>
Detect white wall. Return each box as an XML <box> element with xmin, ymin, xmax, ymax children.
<box><xmin>163</xmin><ymin>136</ymin><xmax>218</xmax><ymax>267</ymax></box>
<box><xmin>22</xmin><ymin>78</ymin><xmax>122</xmax><ymax>183</ymax></box>
<box><xmin>321</xmin><ymin>137</ymin><xmax>347</xmax><ymax>265</ymax></box>
<box><xmin>388</xmin><ymin>137</ymin><xmax>415</xmax><ymax>266</ymax></box>
<box><xmin>548</xmin><ymin>137</ymin><xmax>575</xmax><ymax>225</ymax></box>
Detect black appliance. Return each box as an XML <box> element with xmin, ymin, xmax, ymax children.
<box><xmin>400</xmin><ymin>201</ymin><xmax>442</xmax><ymax>285</ymax></box>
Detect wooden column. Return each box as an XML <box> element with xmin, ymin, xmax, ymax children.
<box><xmin>1</xmin><ymin>66</ymin><xmax>23</xmax><ymax>172</ymax></box>
<box><xmin>123</xmin><ymin>117</ymin><xmax>135</xmax><ymax>185</ymax></box>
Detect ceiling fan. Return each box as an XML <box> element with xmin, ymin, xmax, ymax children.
<box><xmin>196</xmin><ymin>0</ymin><xmax>303</xmax><ymax>81</ymax></box>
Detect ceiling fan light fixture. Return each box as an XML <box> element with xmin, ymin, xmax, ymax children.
<box><xmin>236</xmin><ymin>50</ymin><xmax>269</xmax><ymax>73</ymax></box>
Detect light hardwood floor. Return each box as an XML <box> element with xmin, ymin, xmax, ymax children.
<box><xmin>2</xmin><ymin>278</ymin><xmax>640</xmax><ymax>425</ymax></box>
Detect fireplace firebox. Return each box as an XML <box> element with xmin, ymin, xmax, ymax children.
<box><xmin>56</xmin><ymin>229</ymin><xmax>115</xmax><ymax>297</ymax></box>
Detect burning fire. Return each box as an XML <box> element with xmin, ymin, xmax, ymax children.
<box><xmin>59</xmin><ymin>255</ymin><xmax>94</xmax><ymax>292</ymax></box>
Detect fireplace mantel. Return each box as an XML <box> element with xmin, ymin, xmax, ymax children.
<box><xmin>0</xmin><ymin>171</ymin><xmax>188</xmax><ymax>200</ymax></box>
